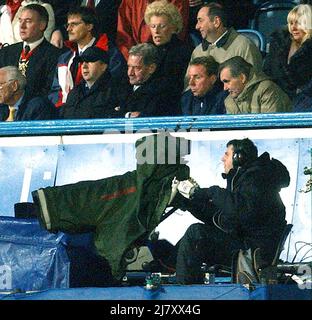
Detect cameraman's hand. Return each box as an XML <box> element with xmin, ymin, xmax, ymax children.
<box><xmin>177</xmin><ymin>177</ymin><xmax>199</xmax><ymax>199</ymax></box>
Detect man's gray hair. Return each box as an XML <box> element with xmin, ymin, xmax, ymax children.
<box><xmin>128</xmin><ymin>43</ymin><xmax>159</xmax><ymax>66</ymax></box>
<box><xmin>1</xmin><ymin>66</ymin><xmax>27</xmax><ymax>91</ymax></box>
<box><xmin>219</xmin><ymin>56</ymin><xmax>252</xmax><ymax>79</ymax></box>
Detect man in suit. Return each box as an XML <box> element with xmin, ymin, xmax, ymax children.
<box><xmin>0</xmin><ymin>65</ymin><xmax>58</xmax><ymax>121</ymax></box>
<box><xmin>0</xmin><ymin>4</ymin><xmax>62</xmax><ymax>100</ymax></box>
<box><xmin>120</xmin><ymin>43</ymin><xmax>181</xmax><ymax>117</ymax></box>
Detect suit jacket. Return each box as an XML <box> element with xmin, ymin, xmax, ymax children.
<box><xmin>0</xmin><ymin>1</ymin><xmax>55</xmax><ymax>45</ymax></box>
<box><xmin>119</xmin><ymin>74</ymin><xmax>182</xmax><ymax>117</ymax></box>
<box><xmin>0</xmin><ymin>94</ymin><xmax>58</xmax><ymax>121</ymax></box>
<box><xmin>0</xmin><ymin>39</ymin><xmax>62</xmax><ymax>99</ymax></box>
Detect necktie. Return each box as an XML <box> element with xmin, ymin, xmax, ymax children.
<box><xmin>6</xmin><ymin>106</ymin><xmax>17</xmax><ymax>122</ymax></box>
<box><xmin>70</xmin><ymin>54</ymin><xmax>82</xmax><ymax>85</ymax></box>
<box><xmin>24</xmin><ymin>45</ymin><xmax>30</xmax><ymax>55</ymax></box>
<box><xmin>19</xmin><ymin>45</ymin><xmax>31</xmax><ymax>76</ymax></box>
<box><xmin>87</xmin><ymin>0</ymin><xmax>95</xmax><ymax>9</ymax></box>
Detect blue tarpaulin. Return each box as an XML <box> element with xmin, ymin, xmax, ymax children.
<box><xmin>0</xmin><ymin>217</ymin><xmax>70</xmax><ymax>292</ymax></box>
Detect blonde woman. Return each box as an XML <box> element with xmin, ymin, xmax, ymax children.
<box><xmin>144</xmin><ymin>0</ymin><xmax>192</xmax><ymax>95</ymax></box>
<box><xmin>263</xmin><ymin>4</ymin><xmax>312</xmax><ymax>99</ymax></box>
<box><xmin>116</xmin><ymin>0</ymin><xmax>189</xmax><ymax>61</ymax></box>
<box><xmin>0</xmin><ymin>0</ymin><xmax>55</xmax><ymax>46</ymax></box>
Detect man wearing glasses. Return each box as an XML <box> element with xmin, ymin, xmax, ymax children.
<box><xmin>48</xmin><ymin>0</ymin><xmax>121</xmax><ymax>48</ymax></box>
<box><xmin>48</xmin><ymin>6</ymin><xmax>126</xmax><ymax>108</ymax></box>
<box><xmin>0</xmin><ymin>65</ymin><xmax>58</xmax><ymax>121</ymax></box>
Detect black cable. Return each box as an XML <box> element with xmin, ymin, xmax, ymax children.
<box><xmin>292</xmin><ymin>241</ymin><xmax>312</xmax><ymax>263</ymax></box>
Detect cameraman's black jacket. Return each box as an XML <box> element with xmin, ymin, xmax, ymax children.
<box><xmin>187</xmin><ymin>152</ymin><xmax>290</xmax><ymax>261</ymax></box>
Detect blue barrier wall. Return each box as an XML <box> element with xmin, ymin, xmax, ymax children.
<box><xmin>0</xmin><ymin>114</ymin><xmax>311</xmax><ymax>265</ymax></box>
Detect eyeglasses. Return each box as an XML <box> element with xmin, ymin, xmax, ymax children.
<box><xmin>149</xmin><ymin>24</ymin><xmax>168</xmax><ymax>30</ymax></box>
<box><xmin>65</xmin><ymin>21</ymin><xmax>84</xmax><ymax>29</ymax></box>
<box><xmin>0</xmin><ymin>79</ymin><xmax>14</xmax><ymax>90</ymax></box>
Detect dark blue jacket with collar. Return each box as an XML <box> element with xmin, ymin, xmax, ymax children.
<box><xmin>181</xmin><ymin>84</ymin><xmax>227</xmax><ymax>116</ymax></box>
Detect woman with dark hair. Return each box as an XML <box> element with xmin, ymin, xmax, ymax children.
<box><xmin>263</xmin><ymin>4</ymin><xmax>312</xmax><ymax>100</ymax></box>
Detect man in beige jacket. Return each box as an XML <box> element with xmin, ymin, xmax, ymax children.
<box><xmin>191</xmin><ymin>3</ymin><xmax>263</xmax><ymax>71</ymax></box>
<box><xmin>219</xmin><ymin>56</ymin><xmax>292</xmax><ymax>114</ymax></box>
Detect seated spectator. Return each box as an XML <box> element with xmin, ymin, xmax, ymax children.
<box><xmin>0</xmin><ymin>4</ymin><xmax>62</xmax><ymax>99</ymax></box>
<box><xmin>0</xmin><ymin>0</ymin><xmax>55</xmax><ymax>47</ymax></box>
<box><xmin>219</xmin><ymin>56</ymin><xmax>292</xmax><ymax>114</ymax></box>
<box><xmin>48</xmin><ymin>0</ymin><xmax>121</xmax><ymax>49</ymax></box>
<box><xmin>188</xmin><ymin>1</ymin><xmax>256</xmax><ymax>47</ymax></box>
<box><xmin>293</xmin><ymin>79</ymin><xmax>312</xmax><ymax>112</ymax></box>
<box><xmin>0</xmin><ymin>66</ymin><xmax>58</xmax><ymax>121</ymax></box>
<box><xmin>263</xmin><ymin>4</ymin><xmax>312</xmax><ymax>100</ymax></box>
<box><xmin>59</xmin><ymin>47</ymin><xmax>121</xmax><ymax>119</ymax></box>
<box><xmin>119</xmin><ymin>43</ymin><xmax>181</xmax><ymax>117</ymax></box>
<box><xmin>182</xmin><ymin>56</ymin><xmax>226</xmax><ymax>115</ymax></box>
<box><xmin>191</xmin><ymin>3</ymin><xmax>262</xmax><ymax>71</ymax></box>
<box><xmin>48</xmin><ymin>6</ymin><xmax>126</xmax><ymax>108</ymax></box>
<box><xmin>116</xmin><ymin>0</ymin><xmax>189</xmax><ymax>60</ymax></box>
<box><xmin>144</xmin><ymin>0</ymin><xmax>192</xmax><ymax>94</ymax></box>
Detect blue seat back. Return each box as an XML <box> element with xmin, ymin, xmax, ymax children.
<box><xmin>238</xmin><ymin>29</ymin><xmax>266</xmax><ymax>54</ymax></box>
<box><xmin>250</xmin><ymin>0</ymin><xmax>297</xmax><ymax>47</ymax></box>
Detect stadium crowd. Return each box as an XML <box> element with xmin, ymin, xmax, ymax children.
<box><xmin>0</xmin><ymin>0</ymin><xmax>311</xmax><ymax>120</ymax></box>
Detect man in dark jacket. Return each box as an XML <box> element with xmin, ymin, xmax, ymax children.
<box><xmin>47</xmin><ymin>0</ymin><xmax>121</xmax><ymax>47</ymax></box>
<box><xmin>182</xmin><ymin>56</ymin><xmax>226</xmax><ymax>115</ymax></box>
<box><xmin>59</xmin><ymin>46</ymin><xmax>121</xmax><ymax>119</ymax></box>
<box><xmin>48</xmin><ymin>6</ymin><xmax>126</xmax><ymax>108</ymax></box>
<box><xmin>120</xmin><ymin>43</ymin><xmax>181</xmax><ymax>117</ymax></box>
<box><xmin>0</xmin><ymin>4</ymin><xmax>62</xmax><ymax>100</ymax></box>
<box><xmin>172</xmin><ymin>138</ymin><xmax>290</xmax><ymax>284</ymax></box>
<box><xmin>0</xmin><ymin>65</ymin><xmax>58</xmax><ymax>121</ymax></box>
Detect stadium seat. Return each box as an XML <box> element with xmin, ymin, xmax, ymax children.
<box><xmin>250</xmin><ymin>0</ymin><xmax>297</xmax><ymax>51</ymax></box>
<box><xmin>238</xmin><ymin>29</ymin><xmax>267</xmax><ymax>55</ymax></box>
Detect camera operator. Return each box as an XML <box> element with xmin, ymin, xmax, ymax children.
<box><xmin>172</xmin><ymin>138</ymin><xmax>290</xmax><ymax>284</ymax></box>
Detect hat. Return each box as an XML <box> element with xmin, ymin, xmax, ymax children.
<box><xmin>77</xmin><ymin>46</ymin><xmax>109</xmax><ymax>63</ymax></box>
